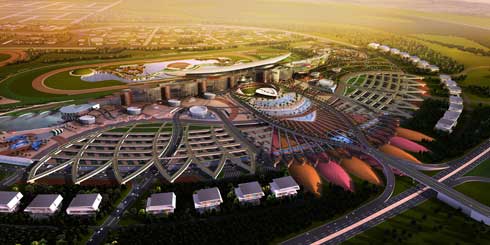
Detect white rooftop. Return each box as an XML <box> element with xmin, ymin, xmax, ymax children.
<box><xmin>171</xmin><ymin>53</ymin><xmax>291</xmax><ymax>75</ymax></box>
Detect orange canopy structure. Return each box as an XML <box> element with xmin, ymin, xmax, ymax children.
<box><xmin>396</xmin><ymin>127</ymin><xmax>434</xmax><ymax>142</ymax></box>
<box><xmin>289</xmin><ymin>161</ymin><xmax>322</xmax><ymax>196</ymax></box>
<box><xmin>379</xmin><ymin>144</ymin><xmax>422</xmax><ymax>164</ymax></box>
<box><xmin>340</xmin><ymin>157</ymin><xmax>383</xmax><ymax>186</ymax></box>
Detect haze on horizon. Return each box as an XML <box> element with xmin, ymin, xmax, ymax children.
<box><xmin>321</xmin><ymin>0</ymin><xmax>490</xmax><ymax>16</ymax></box>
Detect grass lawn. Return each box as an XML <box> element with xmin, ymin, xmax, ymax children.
<box><xmin>462</xmin><ymin>68</ymin><xmax>490</xmax><ymax>87</ymax></box>
<box><xmin>241</xmin><ymin>87</ymin><xmax>257</xmax><ymax>96</ymax></box>
<box><xmin>71</xmin><ymin>68</ymin><xmax>94</xmax><ymax>76</ymax></box>
<box><xmin>414</xmin><ymin>34</ymin><xmax>490</xmax><ymax>51</ymax></box>
<box><xmin>393</xmin><ymin>175</ymin><xmax>416</xmax><ymax>196</ymax></box>
<box><xmin>415</xmin><ymin>39</ymin><xmax>490</xmax><ymax>69</ymax></box>
<box><xmin>45</xmin><ymin>70</ymin><xmax>124</xmax><ymax>90</ymax></box>
<box><xmin>0</xmin><ymin>53</ymin><xmax>11</xmax><ymax>62</ymax></box>
<box><xmin>0</xmin><ymin>63</ymin><xmax>116</xmax><ymax>105</ymax></box>
<box><xmin>161</xmin><ymin>127</ymin><xmax>174</xmax><ymax>132</ymax></box>
<box><xmin>454</xmin><ymin>182</ymin><xmax>490</xmax><ymax>207</ymax></box>
<box><xmin>466</xmin><ymin>159</ymin><xmax>490</xmax><ymax>178</ymax></box>
<box><xmin>130</xmin><ymin>127</ymin><xmax>160</xmax><ymax>133</ymax></box>
<box><xmin>135</xmin><ymin>123</ymin><xmax>164</xmax><ymax>128</ymax></box>
<box><xmin>188</xmin><ymin>125</ymin><xmax>211</xmax><ymax>131</ymax></box>
<box><xmin>346</xmin><ymin>198</ymin><xmax>490</xmax><ymax>244</ymax></box>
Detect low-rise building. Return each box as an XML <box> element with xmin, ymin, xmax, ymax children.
<box><xmin>448</xmin><ymin>85</ymin><xmax>462</xmax><ymax>96</ymax></box>
<box><xmin>440</xmin><ymin>74</ymin><xmax>452</xmax><ymax>82</ymax></box>
<box><xmin>409</xmin><ymin>56</ymin><xmax>421</xmax><ymax>64</ymax></box>
<box><xmin>428</xmin><ymin>65</ymin><xmax>440</xmax><ymax>73</ymax></box>
<box><xmin>270</xmin><ymin>176</ymin><xmax>300</xmax><ymax>198</ymax></box>
<box><xmin>146</xmin><ymin>192</ymin><xmax>176</xmax><ymax>215</ymax></box>
<box><xmin>24</xmin><ymin>194</ymin><xmax>63</xmax><ymax>215</ymax></box>
<box><xmin>193</xmin><ymin>187</ymin><xmax>223</xmax><ymax>213</ymax></box>
<box><xmin>417</xmin><ymin>60</ymin><xmax>430</xmax><ymax>69</ymax></box>
<box><xmin>379</xmin><ymin>45</ymin><xmax>391</xmax><ymax>52</ymax></box>
<box><xmin>449</xmin><ymin>103</ymin><xmax>464</xmax><ymax>113</ymax></box>
<box><xmin>234</xmin><ymin>181</ymin><xmax>265</xmax><ymax>204</ymax></box>
<box><xmin>66</xmin><ymin>193</ymin><xmax>102</xmax><ymax>215</ymax></box>
<box><xmin>390</xmin><ymin>48</ymin><xmax>400</xmax><ymax>55</ymax></box>
<box><xmin>367</xmin><ymin>43</ymin><xmax>380</xmax><ymax>50</ymax></box>
<box><xmin>399</xmin><ymin>52</ymin><xmax>410</xmax><ymax>59</ymax></box>
<box><xmin>443</xmin><ymin>110</ymin><xmax>462</xmax><ymax>122</ymax></box>
<box><xmin>435</xmin><ymin>118</ymin><xmax>456</xmax><ymax>133</ymax></box>
<box><xmin>450</xmin><ymin>96</ymin><xmax>464</xmax><ymax>105</ymax></box>
<box><xmin>0</xmin><ymin>191</ymin><xmax>23</xmax><ymax>213</ymax></box>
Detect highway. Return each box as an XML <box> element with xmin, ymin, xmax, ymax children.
<box><xmin>283</xmin><ymin>140</ymin><xmax>490</xmax><ymax>245</ymax></box>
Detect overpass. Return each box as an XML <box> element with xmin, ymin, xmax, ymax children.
<box><xmin>370</xmin><ymin>148</ymin><xmax>490</xmax><ymax>225</ymax></box>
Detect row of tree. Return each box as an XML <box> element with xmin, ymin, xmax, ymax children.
<box><xmin>416</xmin><ymin>38</ymin><xmax>490</xmax><ymax>57</ymax></box>
<box><xmin>464</xmin><ymin>85</ymin><xmax>490</xmax><ymax>98</ymax></box>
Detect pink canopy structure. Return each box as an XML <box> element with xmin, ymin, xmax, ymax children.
<box><xmin>317</xmin><ymin>160</ymin><xmax>353</xmax><ymax>192</ymax></box>
<box><xmin>390</xmin><ymin>136</ymin><xmax>429</xmax><ymax>153</ymax></box>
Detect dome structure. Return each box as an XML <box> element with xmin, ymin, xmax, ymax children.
<box><xmin>189</xmin><ymin>106</ymin><xmax>209</xmax><ymax>119</ymax></box>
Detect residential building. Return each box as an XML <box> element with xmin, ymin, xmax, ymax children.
<box><xmin>66</xmin><ymin>193</ymin><xmax>102</xmax><ymax>215</ymax></box>
<box><xmin>146</xmin><ymin>192</ymin><xmax>176</xmax><ymax>215</ymax></box>
<box><xmin>24</xmin><ymin>194</ymin><xmax>63</xmax><ymax>215</ymax></box>
<box><xmin>449</xmin><ymin>103</ymin><xmax>464</xmax><ymax>113</ymax></box>
<box><xmin>0</xmin><ymin>191</ymin><xmax>23</xmax><ymax>213</ymax></box>
<box><xmin>435</xmin><ymin>118</ymin><xmax>457</xmax><ymax>133</ymax></box>
<box><xmin>270</xmin><ymin>176</ymin><xmax>300</xmax><ymax>198</ymax></box>
<box><xmin>450</xmin><ymin>96</ymin><xmax>464</xmax><ymax>105</ymax></box>
<box><xmin>367</xmin><ymin>43</ymin><xmax>380</xmax><ymax>49</ymax></box>
<box><xmin>234</xmin><ymin>181</ymin><xmax>265</xmax><ymax>204</ymax></box>
<box><xmin>193</xmin><ymin>187</ymin><xmax>223</xmax><ymax>213</ymax></box>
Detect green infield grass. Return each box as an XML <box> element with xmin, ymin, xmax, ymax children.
<box><xmin>0</xmin><ymin>53</ymin><xmax>11</xmax><ymax>62</ymax></box>
<box><xmin>70</xmin><ymin>68</ymin><xmax>94</xmax><ymax>76</ymax></box>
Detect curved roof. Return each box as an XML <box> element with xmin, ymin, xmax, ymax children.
<box><xmin>341</xmin><ymin>157</ymin><xmax>382</xmax><ymax>186</ymax></box>
<box><xmin>390</xmin><ymin>136</ymin><xmax>429</xmax><ymax>153</ymax></box>
<box><xmin>317</xmin><ymin>160</ymin><xmax>353</xmax><ymax>192</ymax></box>
<box><xmin>289</xmin><ymin>161</ymin><xmax>322</xmax><ymax>196</ymax></box>
<box><xmin>172</xmin><ymin>53</ymin><xmax>291</xmax><ymax>76</ymax></box>
<box><xmin>396</xmin><ymin>127</ymin><xmax>434</xmax><ymax>142</ymax></box>
<box><xmin>380</xmin><ymin>144</ymin><xmax>422</xmax><ymax>164</ymax></box>
<box><xmin>59</xmin><ymin>104</ymin><xmax>93</xmax><ymax>114</ymax></box>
